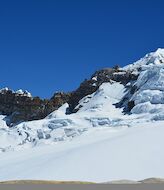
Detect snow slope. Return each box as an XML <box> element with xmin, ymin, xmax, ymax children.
<box><xmin>123</xmin><ymin>48</ymin><xmax>164</xmax><ymax>71</ymax></box>
<box><xmin>0</xmin><ymin>121</ymin><xmax>164</xmax><ymax>182</ymax></box>
<box><xmin>0</xmin><ymin>82</ymin><xmax>130</xmax><ymax>152</ymax></box>
<box><xmin>0</xmin><ymin>48</ymin><xmax>164</xmax><ymax>182</ymax></box>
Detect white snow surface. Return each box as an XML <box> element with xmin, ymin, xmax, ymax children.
<box><xmin>0</xmin><ymin>48</ymin><xmax>164</xmax><ymax>182</ymax></box>
<box><xmin>123</xmin><ymin>48</ymin><xmax>164</xmax><ymax>71</ymax></box>
<box><xmin>0</xmin><ymin>122</ymin><xmax>164</xmax><ymax>182</ymax></box>
<box><xmin>0</xmin><ymin>82</ymin><xmax>129</xmax><ymax>152</ymax></box>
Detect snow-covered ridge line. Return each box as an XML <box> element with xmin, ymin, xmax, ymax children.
<box><xmin>1</xmin><ymin>48</ymin><xmax>164</xmax><ymax>182</ymax></box>
<box><xmin>123</xmin><ymin>48</ymin><xmax>164</xmax><ymax>71</ymax></box>
<box><xmin>1</xmin><ymin>48</ymin><xmax>164</xmax><ymax>152</ymax></box>
<box><xmin>0</xmin><ymin>87</ymin><xmax>32</xmax><ymax>98</ymax></box>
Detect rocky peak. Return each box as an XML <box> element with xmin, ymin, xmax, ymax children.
<box><xmin>0</xmin><ymin>66</ymin><xmax>139</xmax><ymax>126</ymax></box>
<box><xmin>0</xmin><ymin>87</ymin><xmax>32</xmax><ymax>98</ymax></box>
<box><xmin>68</xmin><ymin>67</ymin><xmax>138</xmax><ymax>113</ymax></box>
<box><xmin>0</xmin><ymin>88</ymin><xmax>70</xmax><ymax>126</ymax></box>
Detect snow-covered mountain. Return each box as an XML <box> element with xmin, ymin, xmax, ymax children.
<box><xmin>0</xmin><ymin>48</ymin><xmax>164</xmax><ymax>182</ymax></box>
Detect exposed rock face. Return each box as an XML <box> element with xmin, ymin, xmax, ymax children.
<box><xmin>0</xmin><ymin>89</ymin><xmax>70</xmax><ymax>126</ymax></box>
<box><xmin>0</xmin><ymin>67</ymin><xmax>138</xmax><ymax>126</ymax></box>
<box><xmin>68</xmin><ymin>67</ymin><xmax>138</xmax><ymax>113</ymax></box>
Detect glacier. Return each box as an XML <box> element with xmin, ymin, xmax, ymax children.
<box><xmin>0</xmin><ymin>48</ymin><xmax>164</xmax><ymax>182</ymax></box>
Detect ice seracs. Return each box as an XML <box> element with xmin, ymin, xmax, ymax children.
<box><xmin>1</xmin><ymin>48</ymin><xmax>164</xmax><ymax>152</ymax></box>
<box><xmin>123</xmin><ymin>50</ymin><xmax>164</xmax><ymax>118</ymax></box>
<box><xmin>0</xmin><ymin>48</ymin><xmax>164</xmax><ymax>182</ymax></box>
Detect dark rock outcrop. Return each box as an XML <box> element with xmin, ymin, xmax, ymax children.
<box><xmin>68</xmin><ymin>68</ymin><xmax>138</xmax><ymax>113</ymax></box>
<box><xmin>0</xmin><ymin>89</ymin><xmax>70</xmax><ymax>126</ymax></box>
<box><xmin>0</xmin><ymin>67</ymin><xmax>138</xmax><ymax>126</ymax></box>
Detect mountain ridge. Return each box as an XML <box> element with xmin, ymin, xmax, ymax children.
<box><xmin>1</xmin><ymin>48</ymin><xmax>164</xmax><ymax>126</ymax></box>
<box><xmin>0</xmin><ymin>63</ymin><xmax>138</xmax><ymax>126</ymax></box>
<box><xmin>0</xmin><ymin>48</ymin><xmax>164</xmax><ymax>182</ymax></box>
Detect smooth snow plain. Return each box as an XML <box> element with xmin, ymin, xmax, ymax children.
<box><xmin>0</xmin><ymin>122</ymin><xmax>164</xmax><ymax>182</ymax></box>
<box><xmin>0</xmin><ymin>48</ymin><xmax>164</xmax><ymax>182</ymax></box>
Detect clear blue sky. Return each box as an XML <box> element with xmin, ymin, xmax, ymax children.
<box><xmin>0</xmin><ymin>0</ymin><xmax>164</xmax><ymax>98</ymax></box>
